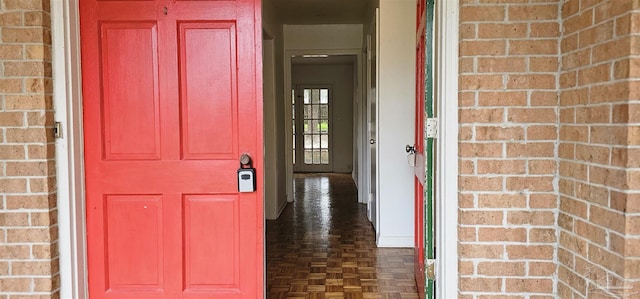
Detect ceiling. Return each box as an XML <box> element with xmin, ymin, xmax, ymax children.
<box><xmin>266</xmin><ymin>0</ymin><xmax>370</xmax><ymax>24</ymax></box>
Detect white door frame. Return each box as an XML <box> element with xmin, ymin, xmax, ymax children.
<box><xmin>52</xmin><ymin>0</ymin><xmax>88</xmax><ymax>298</ymax></box>
<box><xmin>52</xmin><ymin>0</ymin><xmax>459</xmax><ymax>298</ymax></box>
<box><xmin>433</xmin><ymin>0</ymin><xmax>459</xmax><ymax>297</ymax></box>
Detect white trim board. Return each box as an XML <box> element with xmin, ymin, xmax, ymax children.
<box><xmin>434</xmin><ymin>0</ymin><xmax>459</xmax><ymax>298</ymax></box>
<box><xmin>52</xmin><ymin>0</ymin><xmax>88</xmax><ymax>298</ymax></box>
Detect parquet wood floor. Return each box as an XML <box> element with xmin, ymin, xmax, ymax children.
<box><xmin>266</xmin><ymin>173</ymin><xmax>419</xmax><ymax>299</ymax></box>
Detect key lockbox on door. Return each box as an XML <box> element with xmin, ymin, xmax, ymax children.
<box><xmin>238</xmin><ymin>153</ymin><xmax>256</xmax><ymax>192</ymax></box>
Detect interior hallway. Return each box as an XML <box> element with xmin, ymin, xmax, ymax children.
<box><xmin>266</xmin><ymin>173</ymin><xmax>419</xmax><ymax>298</ymax></box>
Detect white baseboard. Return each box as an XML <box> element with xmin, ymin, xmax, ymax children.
<box><xmin>376</xmin><ymin>235</ymin><xmax>413</xmax><ymax>247</ymax></box>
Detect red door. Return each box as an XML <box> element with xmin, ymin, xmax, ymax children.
<box><xmin>414</xmin><ymin>0</ymin><xmax>427</xmax><ymax>297</ymax></box>
<box><xmin>80</xmin><ymin>1</ymin><xmax>263</xmax><ymax>298</ymax></box>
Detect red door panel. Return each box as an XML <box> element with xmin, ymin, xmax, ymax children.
<box><xmin>100</xmin><ymin>22</ymin><xmax>161</xmax><ymax>160</ymax></box>
<box><xmin>179</xmin><ymin>22</ymin><xmax>238</xmax><ymax>159</ymax></box>
<box><xmin>106</xmin><ymin>195</ymin><xmax>164</xmax><ymax>290</ymax></box>
<box><xmin>183</xmin><ymin>195</ymin><xmax>239</xmax><ymax>290</ymax></box>
<box><xmin>81</xmin><ymin>1</ymin><xmax>263</xmax><ymax>298</ymax></box>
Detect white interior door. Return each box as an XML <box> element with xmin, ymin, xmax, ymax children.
<box><xmin>366</xmin><ymin>9</ymin><xmax>379</xmax><ymax>231</ymax></box>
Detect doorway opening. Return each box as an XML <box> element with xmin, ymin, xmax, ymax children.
<box><xmin>291</xmin><ymin>55</ymin><xmax>357</xmax><ymax>174</ymax></box>
<box><xmin>52</xmin><ymin>0</ymin><xmax>459</xmax><ymax>298</ymax></box>
<box><xmin>293</xmin><ymin>84</ymin><xmax>333</xmax><ymax>171</ymax></box>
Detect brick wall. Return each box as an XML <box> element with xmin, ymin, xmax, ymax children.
<box><xmin>458</xmin><ymin>0</ymin><xmax>561</xmax><ymax>297</ymax></box>
<box><xmin>0</xmin><ymin>0</ymin><xmax>59</xmax><ymax>298</ymax></box>
<box><xmin>558</xmin><ymin>0</ymin><xmax>640</xmax><ymax>297</ymax></box>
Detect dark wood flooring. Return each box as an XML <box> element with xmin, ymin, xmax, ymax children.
<box><xmin>266</xmin><ymin>173</ymin><xmax>419</xmax><ymax>299</ymax></box>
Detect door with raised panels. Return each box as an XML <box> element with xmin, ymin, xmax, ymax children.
<box><xmin>80</xmin><ymin>0</ymin><xmax>263</xmax><ymax>298</ymax></box>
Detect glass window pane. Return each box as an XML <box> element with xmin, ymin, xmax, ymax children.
<box><xmin>312</xmin><ymin>89</ymin><xmax>320</xmax><ymax>104</ymax></box>
<box><xmin>313</xmin><ymin>150</ymin><xmax>320</xmax><ymax>164</ymax></box>
<box><xmin>304</xmin><ymin>89</ymin><xmax>311</xmax><ymax>104</ymax></box>
<box><xmin>304</xmin><ymin>135</ymin><xmax>312</xmax><ymax>149</ymax></box>
<box><xmin>309</xmin><ymin>120</ymin><xmax>318</xmax><ymax>133</ymax></box>
<box><xmin>304</xmin><ymin>120</ymin><xmax>310</xmax><ymax>133</ymax></box>
<box><xmin>321</xmin><ymin>135</ymin><xmax>328</xmax><ymax>149</ymax></box>
<box><xmin>293</xmin><ymin>149</ymin><xmax>296</xmax><ymax>164</ymax></box>
<box><xmin>320</xmin><ymin>105</ymin><xmax>328</xmax><ymax>119</ymax></box>
<box><xmin>304</xmin><ymin>105</ymin><xmax>312</xmax><ymax>119</ymax></box>
<box><xmin>320</xmin><ymin>89</ymin><xmax>329</xmax><ymax>104</ymax></box>
<box><xmin>292</xmin><ymin>89</ymin><xmax>295</xmax><ymax>104</ymax></box>
<box><xmin>312</xmin><ymin>105</ymin><xmax>320</xmax><ymax>119</ymax></box>
<box><xmin>321</xmin><ymin>150</ymin><xmax>329</xmax><ymax>164</ymax></box>
<box><xmin>319</xmin><ymin>121</ymin><xmax>328</xmax><ymax>133</ymax></box>
<box><xmin>312</xmin><ymin>135</ymin><xmax>320</xmax><ymax>150</ymax></box>
<box><xmin>304</xmin><ymin>150</ymin><xmax>312</xmax><ymax>164</ymax></box>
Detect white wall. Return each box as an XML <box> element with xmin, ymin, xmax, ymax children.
<box><xmin>292</xmin><ymin>63</ymin><xmax>355</xmax><ymax>173</ymax></box>
<box><xmin>376</xmin><ymin>0</ymin><xmax>416</xmax><ymax>247</ymax></box>
<box><xmin>263</xmin><ymin>1</ymin><xmax>288</xmax><ymax>220</ymax></box>
<box><xmin>284</xmin><ymin>24</ymin><xmax>363</xmax><ymax>50</ymax></box>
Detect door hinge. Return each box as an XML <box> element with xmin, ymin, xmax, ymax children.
<box><xmin>54</xmin><ymin>122</ymin><xmax>63</xmax><ymax>139</ymax></box>
<box><xmin>426</xmin><ymin>259</ymin><xmax>436</xmax><ymax>280</ymax></box>
<box><xmin>426</xmin><ymin>118</ymin><xmax>438</xmax><ymax>138</ymax></box>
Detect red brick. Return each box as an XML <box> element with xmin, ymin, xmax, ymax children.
<box><xmin>529</xmin><ymin>228</ymin><xmax>557</xmax><ymax>243</ymax></box>
<box><xmin>460</xmin><ymin>143</ymin><xmax>503</xmax><ymax>158</ymax></box>
<box><xmin>459</xmin><ymin>244</ymin><xmax>504</xmax><ymax>259</ymax></box>
<box><xmin>459</xmin><ymin>277</ymin><xmax>503</xmax><ymax>292</ymax></box>
<box><xmin>590</xmin><ymin>205</ymin><xmax>626</xmax><ymax>234</ymax></box>
<box><xmin>577</xmin><ymin>63</ymin><xmax>612</xmax><ymax>86</ymax></box>
<box><xmin>477</xmin><ymin>159</ymin><xmax>526</xmax><ymax>174</ymax></box>
<box><xmin>530</xmin><ymin>22</ymin><xmax>560</xmax><ymax>38</ymax></box>
<box><xmin>460</xmin><ymin>108</ymin><xmax>504</xmax><ymax>123</ymax></box>
<box><xmin>563</xmin><ymin>9</ymin><xmax>594</xmax><ymax>35</ymax></box>
<box><xmin>478</xmin><ymin>194</ymin><xmax>527</xmax><ymax>208</ymax></box>
<box><xmin>478</xmin><ymin>262</ymin><xmax>525</xmax><ymax>276</ymax></box>
<box><xmin>476</xmin><ymin>126</ymin><xmax>525</xmax><ymax>141</ymax></box>
<box><xmin>530</xmin><ymin>91</ymin><xmax>558</xmax><ymax>106</ymax></box>
<box><xmin>507</xmin><ymin>245</ymin><xmax>554</xmax><ymax>260</ymax></box>
<box><xmin>461</xmin><ymin>40</ymin><xmax>507</xmax><ymax>56</ymax></box>
<box><xmin>478</xmin><ymin>228</ymin><xmax>527</xmax><ymax>242</ymax></box>
<box><xmin>460</xmin><ymin>74</ymin><xmax>505</xmax><ymax>90</ymax></box>
<box><xmin>530</xmin><ymin>57</ymin><xmax>559</xmax><ymax>72</ymax></box>
<box><xmin>460</xmin><ymin>176</ymin><xmax>504</xmax><ymax>191</ymax></box>
<box><xmin>527</xmin><ymin>126</ymin><xmax>557</xmax><ymax>140</ymax></box>
<box><xmin>506</xmin><ymin>142</ymin><xmax>555</xmax><ymax>158</ymax></box>
<box><xmin>506</xmin><ymin>278</ymin><xmax>554</xmax><ymax>293</ymax></box>
<box><xmin>509</xmin><ymin>108</ymin><xmax>557</xmax><ymax>123</ymax></box>
<box><xmin>478</xmin><ymin>23</ymin><xmax>527</xmax><ymax>38</ymax></box>
<box><xmin>507</xmin><ymin>211</ymin><xmax>555</xmax><ymax>226</ymax></box>
<box><xmin>509</xmin><ymin>40</ymin><xmax>558</xmax><ymax>55</ymax></box>
<box><xmin>477</xmin><ymin>57</ymin><xmax>526</xmax><ymax>73</ymax></box>
<box><xmin>579</xmin><ymin>20</ymin><xmax>614</xmax><ymax>49</ymax></box>
<box><xmin>459</xmin><ymin>210</ymin><xmax>504</xmax><ymax>225</ymax></box>
<box><xmin>507</xmin><ymin>74</ymin><xmax>556</xmax><ymax>89</ymax></box>
<box><xmin>560</xmin><ymin>196</ymin><xmax>588</xmax><ymax>219</ymax></box>
<box><xmin>461</xmin><ymin>6</ymin><xmax>506</xmax><ymax>22</ymax></box>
